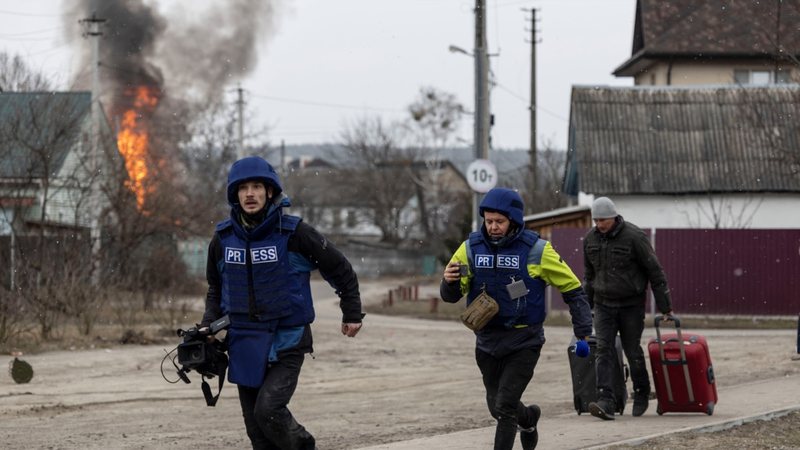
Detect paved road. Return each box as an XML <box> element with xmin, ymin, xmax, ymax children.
<box><xmin>356</xmin><ymin>374</ymin><xmax>800</xmax><ymax>449</ymax></box>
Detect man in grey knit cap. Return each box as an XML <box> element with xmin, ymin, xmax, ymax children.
<box><xmin>583</xmin><ymin>197</ymin><xmax>673</xmax><ymax>420</ymax></box>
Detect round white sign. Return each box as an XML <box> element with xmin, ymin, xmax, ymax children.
<box><xmin>466</xmin><ymin>159</ymin><xmax>497</xmax><ymax>193</ymax></box>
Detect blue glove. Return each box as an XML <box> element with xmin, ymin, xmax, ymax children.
<box><xmin>575</xmin><ymin>339</ymin><xmax>590</xmax><ymax>358</ymax></box>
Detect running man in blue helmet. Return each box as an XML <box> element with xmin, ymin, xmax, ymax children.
<box><xmin>440</xmin><ymin>187</ymin><xmax>592</xmax><ymax>450</ymax></box>
<box><xmin>199</xmin><ymin>156</ymin><xmax>364</xmax><ymax>450</ymax></box>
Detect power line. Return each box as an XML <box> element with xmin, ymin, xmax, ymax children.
<box><xmin>0</xmin><ymin>34</ymin><xmax>64</xmax><ymax>42</ymax></box>
<box><xmin>0</xmin><ymin>26</ymin><xmax>65</xmax><ymax>39</ymax></box>
<box><xmin>493</xmin><ymin>81</ymin><xmax>567</xmax><ymax>121</ymax></box>
<box><xmin>0</xmin><ymin>9</ymin><xmax>68</xmax><ymax>18</ymax></box>
<box><xmin>249</xmin><ymin>92</ymin><xmax>407</xmax><ymax>114</ymax></box>
<box><xmin>13</xmin><ymin>41</ymin><xmax>72</xmax><ymax>58</ymax></box>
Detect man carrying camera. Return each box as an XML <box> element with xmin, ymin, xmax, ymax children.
<box><xmin>200</xmin><ymin>156</ymin><xmax>364</xmax><ymax>450</ymax></box>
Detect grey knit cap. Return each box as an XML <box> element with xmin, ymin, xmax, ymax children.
<box><xmin>591</xmin><ymin>197</ymin><xmax>618</xmax><ymax>219</ymax></box>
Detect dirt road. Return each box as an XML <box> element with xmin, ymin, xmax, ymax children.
<box><xmin>1</xmin><ymin>278</ymin><xmax>798</xmax><ymax>449</ymax></box>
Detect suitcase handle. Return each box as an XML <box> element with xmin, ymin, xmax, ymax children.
<box><xmin>654</xmin><ymin>313</ymin><xmax>679</xmax><ymax>328</ymax></box>
<box><xmin>653</xmin><ymin>313</ymin><xmax>695</xmax><ymax>404</ymax></box>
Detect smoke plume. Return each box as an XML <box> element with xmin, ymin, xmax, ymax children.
<box><xmin>63</xmin><ymin>0</ymin><xmax>281</xmax><ymax>116</ymax></box>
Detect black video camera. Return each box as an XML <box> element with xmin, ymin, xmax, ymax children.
<box><xmin>176</xmin><ymin>315</ymin><xmax>230</xmax><ymax>382</ymax></box>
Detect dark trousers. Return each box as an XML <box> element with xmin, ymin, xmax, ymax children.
<box><xmin>476</xmin><ymin>347</ymin><xmax>541</xmax><ymax>450</ymax></box>
<box><xmin>237</xmin><ymin>351</ymin><xmax>315</xmax><ymax>450</ymax></box>
<box><xmin>594</xmin><ymin>302</ymin><xmax>650</xmax><ymax>404</ymax></box>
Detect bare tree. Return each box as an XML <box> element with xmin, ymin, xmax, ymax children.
<box><xmin>0</xmin><ymin>285</ymin><xmax>32</xmax><ymax>344</ymax></box>
<box><xmin>336</xmin><ymin>116</ymin><xmax>416</xmax><ymax>243</ymax></box>
<box><xmin>507</xmin><ymin>140</ymin><xmax>569</xmax><ymax>214</ymax></box>
<box><xmin>402</xmin><ymin>87</ymin><xmax>465</xmax><ymax>242</ymax></box>
<box><xmin>0</xmin><ymin>52</ymin><xmax>52</xmax><ymax>92</ymax></box>
<box><xmin>406</xmin><ymin>86</ymin><xmax>464</xmax><ymax>149</ymax></box>
<box><xmin>174</xmin><ymin>98</ymin><xmax>241</xmax><ymax>232</ymax></box>
<box><xmin>679</xmin><ymin>194</ymin><xmax>764</xmax><ymax>229</ymax></box>
<box><xmin>0</xmin><ymin>92</ymin><xmax>97</xmax><ymax>339</ymax></box>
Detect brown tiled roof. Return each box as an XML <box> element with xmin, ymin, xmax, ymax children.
<box><xmin>563</xmin><ymin>85</ymin><xmax>800</xmax><ymax>196</ymax></box>
<box><xmin>615</xmin><ymin>0</ymin><xmax>800</xmax><ymax>75</ymax></box>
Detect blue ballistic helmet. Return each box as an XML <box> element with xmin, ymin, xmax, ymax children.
<box><xmin>226</xmin><ymin>156</ymin><xmax>283</xmax><ymax>206</ymax></box>
<box><xmin>479</xmin><ymin>188</ymin><xmax>525</xmax><ymax>228</ymax></box>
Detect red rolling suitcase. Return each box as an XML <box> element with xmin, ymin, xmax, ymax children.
<box><xmin>648</xmin><ymin>315</ymin><xmax>718</xmax><ymax>415</ymax></box>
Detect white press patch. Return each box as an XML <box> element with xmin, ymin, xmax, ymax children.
<box><xmin>225</xmin><ymin>247</ymin><xmax>246</xmax><ymax>265</ymax></box>
<box><xmin>475</xmin><ymin>254</ymin><xmax>494</xmax><ymax>269</ymax></box>
<box><xmin>251</xmin><ymin>246</ymin><xmax>279</xmax><ymax>264</ymax></box>
<box><xmin>497</xmin><ymin>255</ymin><xmax>520</xmax><ymax>269</ymax></box>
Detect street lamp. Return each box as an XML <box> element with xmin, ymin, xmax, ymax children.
<box><xmin>448</xmin><ymin>39</ymin><xmax>491</xmax><ymax>232</ymax></box>
<box><xmin>448</xmin><ymin>45</ymin><xmax>471</xmax><ymax>56</ymax></box>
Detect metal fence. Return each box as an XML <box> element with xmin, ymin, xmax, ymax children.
<box><xmin>548</xmin><ymin>228</ymin><xmax>800</xmax><ymax>317</ymax></box>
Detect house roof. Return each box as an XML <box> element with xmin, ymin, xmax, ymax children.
<box><xmin>282</xmin><ymin>169</ymin><xmax>358</xmax><ymax>208</ymax></box>
<box><xmin>282</xmin><ymin>159</ymin><xmax>470</xmax><ymax>209</ymax></box>
<box><xmin>614</xmin><ymin>0</ymin><xmax>800</xmax><ymax>76</ymax></box>
<box><xmin>563</xmin><ymin>85</ymin><xmax>800</xmax><ymax>196</ymax></box>
<box><xmin>0</xmin><ymin>92</ymin><xmax>91</xmax><ymax>178</ymax></box>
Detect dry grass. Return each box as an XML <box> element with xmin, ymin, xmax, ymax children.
<box><xmin>0</xmin><ymin>293</ymin><xmax>202</xmax><ymax>355</ymax></box>
<box><xmin>609</xmin><ymin>410</ymin><xmax>800</xmax><ymax>450</ymax></box>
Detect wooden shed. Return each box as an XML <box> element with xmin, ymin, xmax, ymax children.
<box><xmin>523</xmin><ymin>205</ymin><xmax>591</xmax><ymax>240</ymax></box>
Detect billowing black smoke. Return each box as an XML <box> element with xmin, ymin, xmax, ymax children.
<box><xmin>63</xmin><ymin>0</ymin><xmax>279</xmax><ymax>117</ymax></box>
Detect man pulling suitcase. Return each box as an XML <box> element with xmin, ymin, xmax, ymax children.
<box><xmin>583</xmin><ymin>197</ymin><xmax>673</xmax><ymax>420</ymax></box>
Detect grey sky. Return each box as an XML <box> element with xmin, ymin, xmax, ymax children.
<box><xmin>0</xmin><ymin>0</ymin><xmax>636</xmax><ymax>151</ymax></box>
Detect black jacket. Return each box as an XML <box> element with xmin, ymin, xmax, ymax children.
<box><xmin>583</xmin><ymin>216</ymin><xmax>671</xmax><ymax>313</ymax></box>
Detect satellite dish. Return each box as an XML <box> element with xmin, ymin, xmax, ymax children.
<box><xmin>9</xmin><ymin>356</ymin><xmax>33</xmax><ymax>384</ymax></box>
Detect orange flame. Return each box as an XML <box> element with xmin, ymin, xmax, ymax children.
<box><xmin>117</xmin><ymin>86</ymin><xmax>158</xmax><ymax>210</ymax></box>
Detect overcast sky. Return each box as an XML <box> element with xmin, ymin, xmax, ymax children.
<box><xmin>0</xmin><ymin>0</ymin><xmax>636</xmax><ymax>151</ymax></box>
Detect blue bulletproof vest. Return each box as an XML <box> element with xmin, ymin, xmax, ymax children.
<box><xmin>466</xmin><ymin>229</ymin><xmax>547</xmax><ymax>328</ymax></box>
<box><xmin>216</xmin><ymin>214</ymin><xmax>314</xmax><ymax>327</ymax></box>
<box><xmin>216</xmin><ymin>213</ymin><xmax>315</xmax><ymax>388</ymax></box>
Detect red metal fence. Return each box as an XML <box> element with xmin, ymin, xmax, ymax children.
<box><xmin>548</xmin><ymin>228</ymin><xmax>800</xmax><ymax>317</ymax></box>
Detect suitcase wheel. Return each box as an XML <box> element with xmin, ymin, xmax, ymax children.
<box><xmin>656</xmin><ymin>404</ymin><xmax>664</xmax><ymax>415</ymax></box>
<box><xmin>706</xmin><ymin>402</ymin><xmax>715</xmax><ymax>416</ymax></box>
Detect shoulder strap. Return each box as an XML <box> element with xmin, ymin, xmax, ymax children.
<box><xmin>464</xmin><ymin>239</ymin><xmax>473</xmax><ymax>270</ymax></box>
<box><xmin>466</xmin><ymin>231</ymin><xmax>484</xmax><ymax>269</ymax></box>
<box><xmin>201</xmin><ymin>352</ymin><xmax>228</xmax><ymax>407</ymax></box>
<box><xmin>527</xmin><ymin>237</ymin><xmax>547</xmax><ymax>265</ymax></box>
<box><xmin>215</xmin><ymin>218</ymin><xmax>233</xmax><ymax>233</ymax></box>
<box><xmin>518</xmin><ymin>229</ymin><xmax>539</xmax><ymax>247</ymax></box>
<box><xmin>279</xmin><ymin>214</ymin><xmax>301</xmax><ymax>232</ymax></box>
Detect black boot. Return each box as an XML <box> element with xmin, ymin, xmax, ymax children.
<box><xmin>632</xmin><ymin>390</ymin><xmax>649</xmax><ymax>417</ymax></box>
<box><xmin>518</xmin><ymin>404</ymin><xmax>541</xmax><ymax>450</ymax></box>
<box><xmin>588</xmin><ymin>398</ymin><xmax>615</xmax><ymax>421</ymax></box>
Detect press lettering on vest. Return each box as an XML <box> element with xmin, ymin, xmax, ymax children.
<box><xmin>225</xmin><ymin>247</ymin><xmax>246</xmax><ymax>265</ymax></box>
<box><xmin>251</xmin><ymin>246</ymin><xmax>279</xmax><ymax>264</ymax></box>
<box><xmin>475</xmin><ymin>254</ymin><xmax>494</xmax><ymax>269</ymax></box>
<box><xmin>497</xmin><ymin>255</ymin><xmax>520</xmax><ymax>269</ymax></box>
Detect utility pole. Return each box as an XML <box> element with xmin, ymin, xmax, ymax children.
<box><xmin>473</xmin><ymin>0</ymin><xmax>491</xmax><ymax>231</ymax></box>
<box><xmin>528</xmin><ymin>8</ymin><xmax>539</xmax><ymax>194</ymax></box>
<box><xmin>79</xmin><ymin>13</ymin><xmax>106</xmax><ymax>174</ymax></box>
<box><xmin>280</xmin><ymin>139</ymin><xmax>286</xmax><ymax>175</ymax></box>
<box><xmin>79</xmin><ymin>12</ymin><xmax>106</xmax><ymax>285</ymax></box>
<box><xmin>236</xmin><ymin>84</ymin><xmax>245</xmax><ymax>159</ymax></box>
